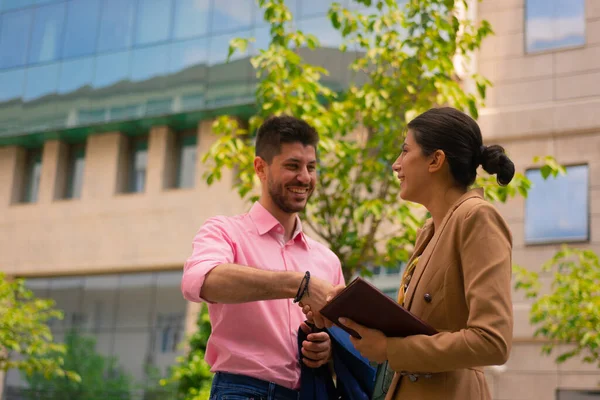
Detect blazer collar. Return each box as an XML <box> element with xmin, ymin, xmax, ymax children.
<box><xmin>403</xmin><ymin>189</ymin><xmax>484</xmax><ymax>310</ymax></box>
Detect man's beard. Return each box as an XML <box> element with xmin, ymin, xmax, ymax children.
<box><xmin>267</xmin><ymin>176</ymin><xmax>313</xmax><ymax>214</ymax></box>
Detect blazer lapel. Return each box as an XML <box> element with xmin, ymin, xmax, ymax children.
<box><xmin>403</xmin><ymin>189</ymin><xmax>484</xmax><ymax>310</ymax></box>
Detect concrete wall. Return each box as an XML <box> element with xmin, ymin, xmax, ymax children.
<box><xmin>478</xmin><ymin>0</ymin><xmax>600</xmax><ymax>398</ymax></box>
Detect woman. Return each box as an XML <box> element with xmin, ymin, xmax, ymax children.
<box><xmin>335</xmin><ymin>107</ymin><xmax>515</xmax><ymax>399</ymax></box>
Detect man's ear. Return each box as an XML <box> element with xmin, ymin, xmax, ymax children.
<box><xmin>254</xmin><ymin>156</ymin><xmax>268</xmax><ymax>181</ymax></box>
<box><xmin>428</xmin><ymin>149</ymin><xmax>446</xmax><ymax>173</ymax></box>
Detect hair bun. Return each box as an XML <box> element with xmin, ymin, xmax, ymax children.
<box><xmin>480</xmin><ymin>144</ymin><xmax>515</xmax><ymax>186</ymax></box>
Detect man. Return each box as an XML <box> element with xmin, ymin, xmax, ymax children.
<box><xmin>181</xmin><ymin>115</ymin><xmax>344</xmax><ymax>399</ymax></box>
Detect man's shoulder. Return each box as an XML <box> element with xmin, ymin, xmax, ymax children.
<box><xmin>200</xmin><ymin>213</ymin><xmax>251</xmax><ymax>234</ymax></box>
<box><xmin>303</xmin><ymin>235</ymin><xmax>339</xmax><ymax>259</ymax></box>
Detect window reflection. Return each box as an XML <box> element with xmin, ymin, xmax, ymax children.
<box><xmin>24</xmin><ymin>63</ymin><xmax>60</xmax><ymax>101</ymax></box>
<box><xmin>58</xmin><ymin>57</ymin><xmax>94</xmax><ymax>94</ymax></box>
<box><xmin>169</xmin><ymin>38</ymin><xmax>209</xmax><ymax>74</ymax></box>
<box><xmin>173</xmin><ymin>0</ymin><xmax>210</xmax><ymax>39</ymax></box>
<box><xmin>93</xmin><ymin>51</ymin><xmax>131</xmax><ymax>88</ymax></box>
<box><xmin>251</xmin><ymin>26</ymin><xmax>271</xmax><ymax>56</ymax></box>
<box><xmin>206</xmin><ymin>31</ymin><xmax>253</xmax><ymax>107</ymax></box>
<box><xmin>525</xmin><ymin>165</ymin><xmax>589</xmax><ymax>244</ymax></box>
<box><xmin>1</xmin><ymin>0</ymin><xmax>34</xmax><ymax>11</ymax></box>
<box><xmin>64</xmin><ymin>143</ymin><xmax>86</xmax><ymax>199</ymax></box>
<box><xmin>525</xmin><ymin>0</ymin><xmax>585</xmax><ymax>53</ymax></box>
<box><xmin>28</xmin><ymin>2</ymin><xmax>65</xmax><ymax>64</ymax></box>
<box><xmin>298</xmin><ymin>16</ymin><xmax>343</xmax><ymax>48</ymax></box>
<box><xmin>208</xmin><ymin>31</ymin><xmax>251</xmax><ymax>65</ymax></box>
<box><xmin>97</xmin><ymin>0</ymin><xmax>136</xmax><ymax>52</ymax></box>
<box><xmin>62</xmin><ymin>0</ymin><xmax>102</xmax><ymax>58</ymax></box>
<box><xmin>175</xmin><ymin>131</ymin><xmax>197</xmax><ymax>188</ymax></box>
<box><xmin>131</xmin><ymin>44</ymin><xmax>170</xmax><ymax>82</ymax></box>
<box><xmin>298</xmin><ymin>0</ymin><xmax>335</xmax><ymax>19</ymax></box>
<box><xmin>21</xmin><ymin>148</ymin><xmax>43</xmax><ymax>203</ymax></box>
<box><xmin>115</xmin><ymin>272</ymin><xmax>153</xmax><ymax>327</ymax></box>
<box><xmin>0</xmin><ymin>69</ymin><xmax>25</xmax><ymax>102</ymax></box>
<box><xmin>8</xmin><ymin>271</ymin><xmax>187</xmax><ymax>392</ymax></box>
<box><xmin>212</xmin><ymin>1</ymin><xmax>254</xmax><ymax>34</ymax></box>
<box><xmin>0</xmin><ymin>9</ymin><xmax>33</xmax><ymax>69</ymax></box>
<box><xmin>127</xmin><ymin>136</ymin><xmax>148</xmax><ymax>193</ymax></box>
<box><xmin>135</xmin><ymin>0</ymin><xmax>173</xmax><ymax>45</ymax></box>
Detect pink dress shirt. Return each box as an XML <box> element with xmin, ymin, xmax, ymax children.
<box><xmin>181</xmin><ymin>202</ymin><xmax>344</xmax><ymax>390</ymax></box>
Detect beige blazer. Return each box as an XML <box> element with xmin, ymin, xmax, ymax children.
<box><xmin>385</xmin><ymin>189</ymin><xmax>513</xmax><ymax>400</ymax></box>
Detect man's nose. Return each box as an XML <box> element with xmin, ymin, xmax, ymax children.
<box><xmin>297</xmin><ymin>167</ymin><xmax>311</xmax><ymax>183</ymax></box>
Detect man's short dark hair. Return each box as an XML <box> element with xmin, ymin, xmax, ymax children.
<box><xmin>255</xmin><ymin>115</ymin><xmax>319</xmax><ymax>163</ymax></box>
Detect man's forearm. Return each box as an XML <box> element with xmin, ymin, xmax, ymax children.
<box><xmin>201</xmin><ymin>264</ymin><xmax>305</xmax><ymax>303</ymax></box>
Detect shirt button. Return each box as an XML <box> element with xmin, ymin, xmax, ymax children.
<box><xmin>424</xmin><ymin>293</ymin><xmax>432</xmax><ymax>303</ymax></box>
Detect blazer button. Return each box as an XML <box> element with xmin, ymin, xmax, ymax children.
<box><xmin>424</xmin><ymin>293</ymin><xmax>432</xmax><ymax>303</ymax></box>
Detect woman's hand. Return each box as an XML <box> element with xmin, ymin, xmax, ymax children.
<box><xmin>339</xmin><ymin>318</ymin><xmax>388</xmax><ymax>363</ymax></box>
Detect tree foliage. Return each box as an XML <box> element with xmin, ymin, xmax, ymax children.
<box><xmin>203</xmin><ymin>0</ymin><xmax>500</xmax><ymax>281</ymax></box>
<box><xmin>0</xmin><ymin>273</ymin><xmax>78</xmax><ymax>382</ymax></box>
<box><xmin>159</xmin><ymin>305</ymin><xmax>213</xmax><ymax>400</ymax></box>
<box><xmin>24</xmin><ymin>330</ymin><xmax>132</xmax><ymax>400</ymax></box>
<box><xmin>514</xmin><ymin>247</ymin><xmax>600</xmax><ymax>367</ymax></box>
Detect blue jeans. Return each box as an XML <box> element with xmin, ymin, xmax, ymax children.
<box><xmin>210</xmin><ymin>372</ymin><xmax>300</xmax><ymax>400</ymax></box>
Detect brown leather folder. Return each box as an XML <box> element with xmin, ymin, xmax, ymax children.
<box><xmin>320</xmin><ymin>277</ymin><xmax>438</xmax><ymax>339</ymax></box>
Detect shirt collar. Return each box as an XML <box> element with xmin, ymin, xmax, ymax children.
<box><xmin>249</xmin><ymin>202</ymin><xmax>311</xmax><ymax>249</ymax></box>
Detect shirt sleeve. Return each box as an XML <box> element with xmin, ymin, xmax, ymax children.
<box><xmin>385</xmin><ymin>203</ymin><xmax>513</xmax><ymax>373</ymax></box>
<box><xmin>181</xmin><ymin>216</ymin><xmax>236</xmax><ymax>303</ymax></box>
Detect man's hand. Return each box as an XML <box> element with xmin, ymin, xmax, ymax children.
<box><xmin>301</xmin><ymin>284</ymin><xmax>345</xmax><ymax>328</ymax></box>
<box><xmin>299</xmin><ymin>322</ymin><xmax>332</xmax><ymax>368</ymax></box>
<box><xmin>339</xmin><ymin>318</ymin><xmax>388</xmax><ymax>364</ymax></box>
<box><xmin>298</xmin><ymin>276</ymin><xmax>334</xmax><ymax>328</ymax></box>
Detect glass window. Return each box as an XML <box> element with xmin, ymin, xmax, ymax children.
<box><xmin>206</xmin><ymin>31</ymin><xmax>253</xmax><ymax>107</ymax></box>
<box><xmin>58</xmin><ymin>57</ymin><xmax>94</xmax><ymax>95</ymax></box>
<box><xmin>28</xmin><ymin>2</ymin><xmax>65</xmax><ymax>64</ymax></box>
<box><xmin>127</xmin><ymin>136</ymin><xmax>148</xmax><ymax>193</ymax></box>
<box><xmin>115</xmin><ymin>272</ymin><xmax>154</xmax><ymax>327</ymax></box>
<box><xmin>251</xmin><ymin>26</ymin><xmax>271</xmax><ymax>56</ymax></box>
<box><xmin>25</xmin><ymin>277</ymin><xmax>51</xmax><ymax>299</ymax></box>
<box><xmin>62</xmin><ymin>0</ymin><xmax>102</xmax><ymax>59</ymax></box>
<box><xmin>1</xmin><ymin>0</ymin><xmax>34</xmax><ymax>11</ymax></box>
<box><xmin>24</xmin><ymin>63</ymin><xmax>60</xmax><ymax>101</ymax></box>
<box><xmin>173</xmin><ymin>0</ymin><xmax>210</xmax><ymax>39</ymax></box>
<box><xmin>64</xmin><ymin>143</ymin><xmax>85</xmax><ymax>199</ymax></box>
<box><xmin>81</xmin><ymin>275</ymin><xmax>119</xmax><ymax>332</ymax></box>
<box><xmin>254</xmin><ymin>0</ymin><xmax>297</xmax><ymax>26</ymax></box>
<box><xmin>0</xmin><ymin>9</ymin><xmax>33</xmax><ymax>69</ymax></box>
<box><xmin>169</xmin><ymin>37</ymin><xmax>209</xmax><ymax>74</ymax></box>
<box><xmin>0</xmin><ymin>68</ymin><xmax>25</xmax><ymax>102</ymax></box>
<box><xmin>175</xmin><ymin>132</ymin><xmax>197</xmax><ymax>188</ymax></box>
<box><xmin>145</xmin><ymin>97</ymin><xmax>172</xmax><ymax>116</ymax></box>
<box><xmin>49</xmin><ymin>277</ymin><xmax>84</xmax><ymax>332</ymax></box>
<box><xmin>298</xmin><ymin>0</ymin><xmax>335</xmax><ymax>19</ymax></box>
<box><xmin>93</xmin><ymin>51</ymin><xmax>131</xmax><ymax>88</ymax></box>
<box><xmin>525</xmin><ymin>0</ymin><xmax>585</xmax><ymax>53</ymax></box>
<box><xmin>212</xmin><ymin>1</ymin><xmax>253</xmax><ymax>34</ymax></box>
<box><xmin>208</xmin><ymin>31</ymin><xmax>251</xmax><ymax>66</ymax></box>
<box><xmin>525</xmin><ymin>165</ymin><xmax>589</xmax><ymax>244</ymax></box>
<box><xmin>135</xmin><ymin>0</ymin><xmax>173</xmax><ymax>45</ymax></box>
<box><xmin>298</xmin><ymin>16</ymin><xmax>343</xmax><ymax>49</ymax></box>
<box><xmin>131</xmin><ymin>44</ymin><xmax>169</xmax><ymax>82</ymax></box>
<box><xmin>97</xmin><ymin>0</ymin><xmax>136</xmax><ymax>52</ymax></box>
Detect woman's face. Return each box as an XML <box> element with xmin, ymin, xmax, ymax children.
<box><xmin>392</xmin><ymin>130</ymin><xmax>432</xmax><ymax>203</ymax></box>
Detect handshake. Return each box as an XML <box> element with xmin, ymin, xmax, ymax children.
<box><xmin>296</xmin><ymin>275</ymin><xmax>345</xmax><ymax>329</ymax></box>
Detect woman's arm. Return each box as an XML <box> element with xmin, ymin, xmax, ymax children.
<box><xmin>385</xmin><ymin>203</ymin><xmax>513</xmax><ymax>373</ymax></box>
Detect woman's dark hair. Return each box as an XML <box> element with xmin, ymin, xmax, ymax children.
<box><xmin>407</xmin><ymin>107</ymin><xmax>515</xmax><ymax>187</ymax></box>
